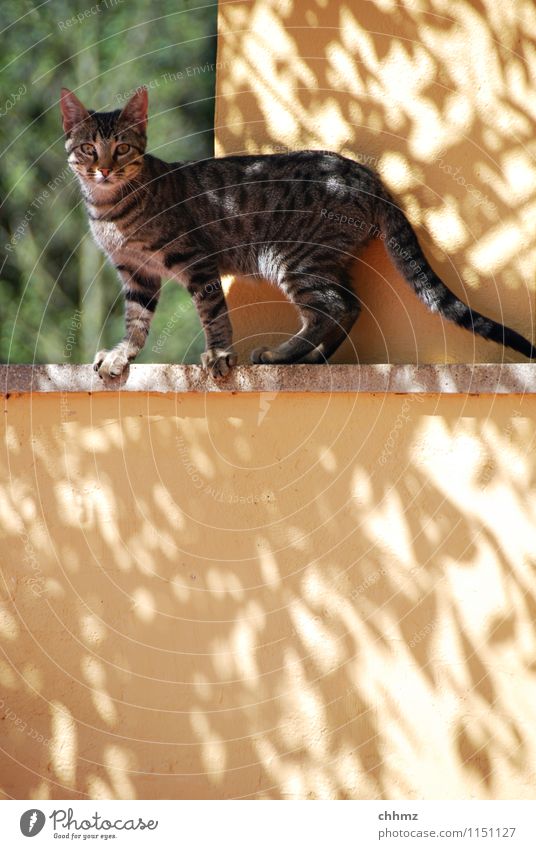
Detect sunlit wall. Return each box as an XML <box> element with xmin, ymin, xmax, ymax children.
<box><xmin>215</xmin><ymin>0</ymin><xmax>536</xmax><ymax>364</ymax></box>
<box><xmin>1</xmin><ymin>389</ymin><xmax>536</xmax><ymax>799</ymax></box>
<box><xmin>2</xmin><ymin>0</ymin><xmax>536</xmax><ymax>803</ymax></box>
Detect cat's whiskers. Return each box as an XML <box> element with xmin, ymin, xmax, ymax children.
<box><xmin>123</xmin><ymin>176</ymin><xmax>150</xmax><ymax>207</ymax></box>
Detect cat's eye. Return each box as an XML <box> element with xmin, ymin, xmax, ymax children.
<box><xmin>116</xmin><ymin>143</ymin><xmax>131</xmax><ymax>156</ymax></box>
<box><xmin>80</xmin><ymin>143</ymin><xmax>96</xmax><ymax>155</ymax></box>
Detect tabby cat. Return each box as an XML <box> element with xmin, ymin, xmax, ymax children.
<box><xmin>60</xmin><ymin>86</ymin><xmax>536</xmax><ymax>378</ymax></box>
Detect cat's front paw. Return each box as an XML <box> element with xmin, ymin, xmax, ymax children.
<box><xmin>201</xmin><ymin>347</ymin><xmax>237</xmax><ymax>377</ymax></box>
<box><xmin>93</xmin><ymin>348</ymin><xmax>130</xmax><ymax>380</ymax></box>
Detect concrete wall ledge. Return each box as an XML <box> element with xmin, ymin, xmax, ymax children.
<box><xmin>2</xmin><ymin>363</ymin><xmax>536</xmax><ymax>395</ymax></box>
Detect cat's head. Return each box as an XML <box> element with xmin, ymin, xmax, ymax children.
<box><xmin>60</xmin><ymin>87</ymin><xmax>148</xmax><ymax>189</ymax></box>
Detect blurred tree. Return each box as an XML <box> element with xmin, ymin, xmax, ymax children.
<box><xmin>0</xmin><ymin>0</ymin><xmax>218</xmax><ymax>364</ymax></box>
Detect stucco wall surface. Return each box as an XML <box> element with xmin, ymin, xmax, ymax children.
<box><xmin>2</xmin><ymin>0</ymin><xmax>536</xmax><ymax>804</ymax></box>
<box><xmin>215</xmin><ymin>0</ymin><xmax>536</xmax><ymax>366</ymax></box>
<box><xmin>2</xmin><ymin>388</ymin><xmax>536</xmax><ymax>799</ymax></box>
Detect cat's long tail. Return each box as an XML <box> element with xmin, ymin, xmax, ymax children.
<box><xmin>379</xmin><ymin>195</ymin><xmax>536</xmax><ymax>359</ymax></box>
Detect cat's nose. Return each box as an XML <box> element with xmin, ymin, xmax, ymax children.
<box><xmin>99</xmin><ymin>168</ymin><xmax>111</xmax><ymax>177</ymax></box>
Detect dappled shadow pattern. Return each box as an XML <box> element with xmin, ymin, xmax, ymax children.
<box><xmin>215</xmin><ymin>0</ymin><xmax>536</xmax><ymax>364</ymax></box>
<box><xmin>1</xmin><ymin>389</ymin><xmax>536</xmax><ymax>799</ymax></box>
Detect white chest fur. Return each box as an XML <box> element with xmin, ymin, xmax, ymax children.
<box><xmin>90</xmin><ymin>219</ymin><xmax>126</xmax><ymax>254</ymax></box>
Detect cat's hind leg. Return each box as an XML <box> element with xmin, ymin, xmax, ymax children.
<box><xmin>298</xmin><ymin>296</ymin><xmax>361</xmax><ymax>363</ymax></box>
<box><xmin>251</xmin><ymin>272</ymin><xmax>360</xmax><ymax>365</ymax></box>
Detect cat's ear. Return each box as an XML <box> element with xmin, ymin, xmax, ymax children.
<box><xmin>119</xmin><ymin>87</ymin><xmax>148</xmax><ymax>134</ymax></box>
<box><xmin>60</xmin><ymin>88</ymin><xmax>90</xmax><ymax>135</ymax></box>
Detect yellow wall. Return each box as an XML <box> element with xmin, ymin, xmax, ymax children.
<box><xmin>215</xmin><ymin>0</ymin><xmax>536</xmax><ymax>365</ymax></box>
<box><xmin>2</xmin><ymin>390</ymin><xmax>536</xmax><ymax>799</ymax></box>
<box><xmin>3</xmin><ymin>0</ymin><xmax>536</xmax><ymax>804</ymax></box>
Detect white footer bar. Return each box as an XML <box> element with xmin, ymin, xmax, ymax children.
<box><xmin>3</xmin><ymin>800</ymin><xmax>535</xmax><ymax>847</ymax></box>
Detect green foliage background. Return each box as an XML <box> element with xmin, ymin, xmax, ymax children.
<box><xmin>0</xmin><ymin>0</ymin><xmax>218</xmax><ymax>364</ymax></box>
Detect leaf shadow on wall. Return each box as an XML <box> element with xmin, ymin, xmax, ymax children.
<box><xmin>1</xmin><ymin>382</ymin><xmax>535</xmax><ymax>799</ymax></box>
<box><xmin>216</xmin><ymin>0</ymin><xmax>536</xmax><ymax>365</ymax></box>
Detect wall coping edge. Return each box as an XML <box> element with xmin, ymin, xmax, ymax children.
<box><xmin>2</xmin><ymin>363</ymin><xmax>536</xmax><ymax>395</ymax></box>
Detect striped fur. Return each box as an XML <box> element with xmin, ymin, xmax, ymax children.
<box><xmin>61</xmin><ymin>87</ymin><xmax>536</xmax><ymax>378</ymax></box>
